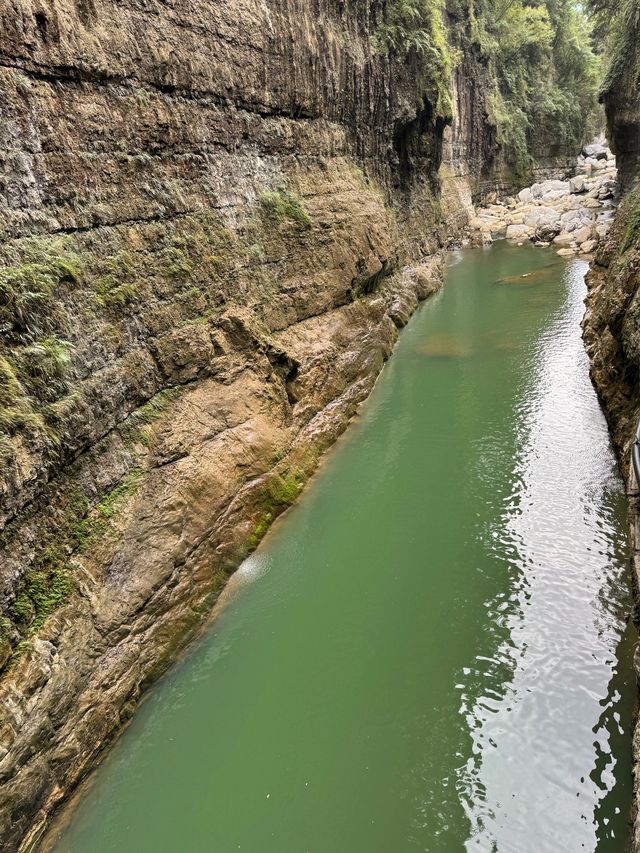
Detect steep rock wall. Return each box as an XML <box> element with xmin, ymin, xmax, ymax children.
<box><xmin>0</xmin><ymin>2</ymin><xmax>498</xmax><ymax>849</ymax></box>
<box><xmin>582</xmin><ymin>7</ymin><xmax>640</xmax><ymax>847</ymax></box>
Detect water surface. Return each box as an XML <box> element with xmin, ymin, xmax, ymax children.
<box><xmin>49</xmin><ymin>242</ymin><xmax>636</xmax><ymax>852</ymax></box>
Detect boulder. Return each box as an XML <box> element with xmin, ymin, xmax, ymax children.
<box><xmin>542</xmin><ymin>189</ymin><xmax>569</xmax><ymax>202</ymax></box>
<box><xmin>583</xmin><ymin>142</ymin><xmax>608</xmax><ymax>159</ymax></box>
<box><xmin>518</xmin><ymin>188</ymin><xmax>533</xmax><ymax>204</ymax></box>
<box><xmin>560</xmin><ymin>210</ymin><xmax>582</xmax><ymax>231</ymax></box>
<box><xmin>580</xmin><ymin>239</ymin><xmax>597</xmax><ymax>254</ymax></box>
<box><xmin>553</xmin><ymin>232</ymin><xmax>575</xmax><ymax>247</ymax></box>
<box><xmin>541</xmin><ymin>179</ymin><xmax>571</xmax><ymax>193</ymax></box>
<box><xmin>469</xmin><ymin>217</ymin><xmax>495</xmax><ymax>232</ymax></box>
<box><xmin>505</xmin><ymin>224</ymin><xmax>532</xmax><ymax>240</ymax></box>
<box><xmin>557</xmin><ymin>247</ymin><xmax>577</xmax><ymax>257</ymax></box>
<box><xmin>573</xmin><ymin>224</ymin><xmax>595</xmax><ymax>244</ymax></box>
<box><xmin>524</xmin><ymin>206</ymin><xmax>559</xmax><ymax>228</ymax></box>
<box><xmin>535</xmin><ymin>221</ymin><xmax>561</xmax><ymax>242</ymax></box>
<box><xmin>569</xmin><ymin>175</ymin><xmax>586</xmax><ymax>194</ymax></box>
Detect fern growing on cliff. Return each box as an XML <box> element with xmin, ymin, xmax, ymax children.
<box><xmin>372</xmin><ymin>0</ymin><xmax>455</xmax><ymax>119</ymax></box>
<box><xmin>372</xmin><ymin>0</ymin><xmax>439</xmax><ymax>54</ymax></box>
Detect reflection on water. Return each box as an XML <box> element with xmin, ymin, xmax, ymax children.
<box><xmin>458</xmin><ymin>261</ymin><xmax>635</xmax><ymax>851</ymax></box>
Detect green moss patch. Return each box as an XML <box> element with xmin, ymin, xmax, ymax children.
<box><xmin>259</xmin><ymin>190</ymin><xmax>312</xmax><ymax>229</ymax></box>
<box><xmin>622</xmin><ymin>191</ymin><xmax>640</xmax><ymax>253</ymax></box>
<box><xmin>5</xmin><ymin>469</ymin><xmax>144</xmax><ymax>661</ymax></box>
<box><xmin>121</xmin><ymin>387</ymin><xmax>184</xmax><ymax>447</ymax></box>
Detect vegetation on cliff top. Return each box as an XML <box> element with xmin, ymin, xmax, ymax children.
<box><xmin>375</xmin><ymin>1</ymin><xmax>600</xmax><ymax>176</ymax></box>
<box><xmin>372</xmin><ymin>0</ymin><xmax>456</xmax><ymax>119</ymax></box>
<box><xmin>452</xmin><ymin>0</ymin><xmax>600</xmax><ymax>175</ymax></box>
<box><xmin>587</xmin><ymin>0</ymin><xmax>639</xmax><ymax>102</ymax></box>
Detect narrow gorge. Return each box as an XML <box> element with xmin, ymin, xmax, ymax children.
<box><xmin>0</xmin><ymin>1</ymin><xmax>638</xmax><ymax>851</ymax></box>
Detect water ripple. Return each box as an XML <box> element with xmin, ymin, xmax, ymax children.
<box><xmin>458</xmin><ymin>261</ymin><xmax>634</xmax><ymax>853</ymax></box>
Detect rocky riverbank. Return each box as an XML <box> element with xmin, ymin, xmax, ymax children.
<box><xmin>468</xmin><ymin>139</ymin><xmax>618</xmax><ymax>256</ymax></box>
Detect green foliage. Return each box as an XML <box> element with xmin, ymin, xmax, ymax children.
<box><xmin>91</xmin><ymin>250</ymin><xmax>139</xmax><ymax>307</ymax></box>
<box><xmin>249</xmin><ymin>512</ymin><xmax>273</xmax><ymax>549</ymax></box>
<box><xmin>11</xmin><ymin>526</ymin><xmax>78</xmax><ymax>634</ymax></box>
<box><xmin>373</xmin><ymin>0</ymin><xmax>455</xmax><ymax>118</ymax></box>
<box><xmin>20</xmin><ymin>336</ymin><xmax>72</xmax><ymax>380</ymax></box>
<box><xmin>265</xmin><ymin>469</ymin><xmax>304</xmax><ymax>507</ymax></box>
<box><xmin>71</xmin><ymin>469</ymin><xmax>143</xmax><ymax>550</ymax></box>
<box><xmin>156</xmin><ymin>247</ymin><xmax>194</xmax><ymax>278</ymax></box>
<box><xmin>460</xmin><ymin>0</ymin><xmax>600</xmax><ymax>176</ymax></box>
<box><xmin>373</xmin><ymin>0</ymin><xmax>441</xmax><ymax>54</ymax></box>
<box><xmin>13</xmin><ymin>563</ymin><xmax>73</xmax><ymax>632</ymax></box>
<box><xmin>10</xmin><ymin>640</ymin><xmax>32</xmax><ymax>666</ymax></box>
<box><xmin>588</xmin><ymin>0</ymin><xmax>640</xmax><ymax>99</ymax></box>
<box><xmin>0</xmin><ymin>236</ymin><xmax>82</xmax><ymax>343</ymax></box>
<box><xmin>247</xmin><ymin>469</ymin><xmax>305</xmax><ymax>551</ymax></box>
<box><xmin>121</xmin><ymin>387</ymin><xmax>184</xmax><ymax>447</ymax></box>
<box><xmin>621</xmin><ymin>190</ymin><xmax>640</xmax><ymax>253</ymax></box>
<box><xmin>259</xmin><ymin>190</ymin><xmax>312</xmax><ymax>228</ymax></box>
<box><xmin>6</xmin><ymin>468</ymin><xmax>143</xmax><ymax>652</ymax></box>
<box><xmin>0</xmin><ymin>237</ymin><xmax>81</xmax><ymax>449</ymax></box>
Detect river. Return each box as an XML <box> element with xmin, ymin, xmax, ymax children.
<box><xmin>47</xmin><ymin>242</ymin><xmax>636</xmax><ymax>852</ymax></box>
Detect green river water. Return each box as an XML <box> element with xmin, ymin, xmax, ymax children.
<box><xmin>48</xmin><ymin>242</ymin><xmax>636</xmax><ymax>853</ymax></box>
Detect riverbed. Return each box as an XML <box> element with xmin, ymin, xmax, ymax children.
<box><xmin>47</xmin><ymin>242</ymin><xmax>636</xmax><ymax>852</ymax></box>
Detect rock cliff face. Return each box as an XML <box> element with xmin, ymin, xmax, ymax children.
<box><xmin>0</xmin><ymin>2</ymin><xmax>497</xmax><ymax>849</ymax></box>
<box><xmin>582</xmin><ymin>0</ymin><xmax>640</xmax><ymax>463</ymax></box>
<box><xmin>581</xmin><ymin>7</ymin><xmax>640</xmax><ymax>847</ymax></box>
<box><xmin>584</xmin><ymin>179</ymin><xmax>640</xmax><ymax>853</ymax></box>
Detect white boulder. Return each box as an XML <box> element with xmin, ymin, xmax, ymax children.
<box><xmin>505</xmin><ymin>224</ymin><xmax>532</xmax><ymax>241</ymax></box>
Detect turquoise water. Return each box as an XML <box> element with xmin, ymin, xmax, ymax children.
<box><xmin>48</xmin><ymin>242</ymin><xmax>635</xmax><ymax>852</ymax></box>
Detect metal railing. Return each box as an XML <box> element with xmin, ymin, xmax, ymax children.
<box><xmin>633</xmin><ymin>420</ymin><xmax>640</xmax><ymax>489</ymax></box>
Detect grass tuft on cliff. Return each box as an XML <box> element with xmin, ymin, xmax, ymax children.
<box><xmin>259</xmin><ymin>190</ymin><xmax>312</xmax><ymax>228</ymax></box>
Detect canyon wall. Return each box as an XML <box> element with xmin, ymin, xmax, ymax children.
<box><xmin>0</xmin><ymin>2</ymin><xmax>490</xmax><ymax>849</ymax></box>
<box><xmin>583</xmin><ymin>0</ymin><xmax>640</xmax><ymax>465</ymax></box>
<box><xmin>582</xmin><ymin>3</ymin><xmax>640</xmax><ymax>846</ymax></box>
